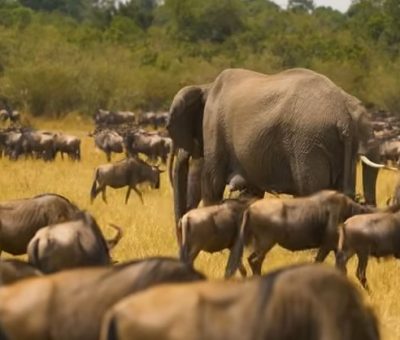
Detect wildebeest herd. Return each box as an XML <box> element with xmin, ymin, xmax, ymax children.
<box><xmin>3</xmin><ymin>68</ymin><xmax>400</xmax><ymax>339</ymax></box>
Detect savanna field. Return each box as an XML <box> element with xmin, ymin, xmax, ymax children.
<box><xmin>1</xmin><ymin>115</ymin><xmax>400</xmax><ymax>339</ymax></box>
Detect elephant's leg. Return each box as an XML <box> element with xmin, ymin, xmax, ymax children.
<box><xmin>173</xmin><ymin>149</ymin><xmax>190</xmax><ymax>224</ymax></box>
<box><xmin>356</xmin><ymin>252</ymin><xmax>370</xmax><ymax>290</ymax></box>
<box><xmin>201</xmin><ymin>157</ymin><xmax>227</xmax><ymax>206</ymax></box>
<box><xmin>186</xmin><ymin>158</ymin><xmax>203</xmax><ymax>211</ymax></box>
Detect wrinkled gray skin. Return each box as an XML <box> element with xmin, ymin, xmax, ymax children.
<box><xmin>0</xmin><ymin>260</ymin><xmax>41</xmax><ymax>286</ymax></box>
<box><xmin>0</xmin><ymin>193</ymin><xmax>79</xmax><ymax>255</ymax></box>
<box><xmin>336</xmin><ymin>206</ymin><xmax>400</xmax><ymax>290</ymax></box>
<box><xmin>225</xmin><ymin>190</ymin><xmax>375</xmax><ymax>278</ymax></box>
<box><xmin>167</xmin><ymin>68</ymin><xmax>381</xmax><ymax>226</ymax></box>
<box><xmin>0</xmin><ymin>257</ymin><xmax>205</xmax><ymax>340</ymax></box>
<box><xmin>178</xmin><ymin>199</ymin><xmax>253</xmax><ymax>277</ymax></box>
<box><xmin>90</xmin><ymin>157</ymin><xmax>163</xmax><ymax>204</ymax></box>
<box><xmin>27</xmin><ymin>212</ymin><xmax>122</xmax><ymax>273</ymax></box>
<box><xmin>100</xmin><ymin>264</ymin><xmax>379</xmax><ymax>340</ymax></box>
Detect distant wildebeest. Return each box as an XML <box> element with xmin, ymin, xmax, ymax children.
<box><xmin>178</xmin><ymin>199</ymin><xmax>253</xmax><ymax>277</ymax></box>
<box><xmin>94</xmin><ymin>109</ymin><xmax>136</xmax><ymax>126</ymax></box>
<box><xmin>139</xmin><ymin>111</ymin><xmax>168</xmax><ymax>129</ymax></box>
<box><xmin>90</xmin><ymin>157</ymin><xmax>163</xmax><ymax>204</ymax></box>
<box><xmin>0</xmin><ymin>109</ymin><xmax>20</xmax><ymax>124</ymax></box>
<box><xmin>124</xmin><ymin>130</ymin><xmax>171</xmax><ymax>164</ymax></box>
<box><xmin>100</xmin><ymin>264</ymin><xmax>379</xmax><ymax>340</ymax></box>
<box><xmin>13</xmin><ymin>129</ymin><xmax>56</xmax><ymax>161</ymax></box>
<box><xmin>27</xmin><ymin>211</ymin><xmax>122</xmax><ymax>273</ymax></box>
<box><xmin>225</xmin><ymin>190</ymin><xmax>374</xmax><ymax>277</ymax></box>
<box><xmin>0</xmin><ymin>193</ymin><xmax>79</xmax><ymax>255</ymax></box>
<box><xmin>94</xmin><ymin>129</ymin><xmax>124</xmax><ymax>162</ymax></box>
<box><xmin>379</xmin><ymin>140</ymin><xmax>400</xmax><ymax>165</ymax></box>
<box><xmin>0</xmin><ymin>257</ymin><xmax>205</xmax><ymax>340</ymax></box>
<box><xmin>335</xmin><ymin>205</ymin><xmax>400</xmax><ymax>290</ymax></box>
<box><xmin>54</xmin><ymin>132</ymin><xmax>81</xmax><ymax>161</ymax></box>
<box><xmin>0</xmin><ymin>260</ymin><xmax>41</xmax><ymax>286</ymax></box>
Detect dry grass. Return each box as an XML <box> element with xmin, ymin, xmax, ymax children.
<box><xmin>1</xmin><ymin>117</ymin><xmax>400</xmax><ymax>339</ymax></box>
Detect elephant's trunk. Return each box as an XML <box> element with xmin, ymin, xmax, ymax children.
<box><xmin>173</xmin><ymin>149</ymin><xmax>190</xmax><ymax>228</ymax></box>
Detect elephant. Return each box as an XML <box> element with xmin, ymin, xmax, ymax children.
<box><xmin>167</xmin><ymin>68</ymin><xmax>385</xmax><ymax>225</ymax></box>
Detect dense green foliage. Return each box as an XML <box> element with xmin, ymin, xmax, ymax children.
<box><xmin>0</xmin><ymin>0</ymin><xmax>399</xmax><ymax>116</ymax></box>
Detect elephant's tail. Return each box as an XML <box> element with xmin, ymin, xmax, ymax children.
<box><xmin>168</xmin><ymin>141</ymin><xmax>176</xmax><ymax>188</ymax></box>
<box><xmin>225</xmin><ymin>209</ymin><xmax>249</xmax><ymax>278</ymax></box>
<box><xmin>179</xmin><ymin>216</ymin><xmax>191</xmax><ymax>264</ymax></box>
<box><xmin>90</xmin><ymin>168</ymin><xmax>99</xmax><ymax>203</ymax></box>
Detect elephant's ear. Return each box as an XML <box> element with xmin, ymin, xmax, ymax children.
<box><xmin>167</xmin><ymin>84</ymin><xmax>211</xmax><ymax>156</ymax></box>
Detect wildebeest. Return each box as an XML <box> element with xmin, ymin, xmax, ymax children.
<box><xmin>0</xmin><ymin>193</ymin><xmax>79</xmax><ymax>255</ymax></box>
<box><xmin>17</xmin><ymin>129</ymin><xmax>56</xmax><ymax>161</ymax></box>
<box><xmin>0</xmin><ymin>109</ymin><xmax>20</xmax><ymax>124</ymax></box>
<box><xmin>94</xmin><ymin>129</ymin><xmax>124</xmax><ymax>162</ymax></box>
<box><xmin>100</xmin><ymin>264</ymin><xmax>379</xmax><ymax>340</ymax></box>
<box><xmin>0</xmin><ymin>260</ymin><xmax>41</xmax><ymax>286</ymax></box>
<box><xmin>90</xmin><ymin>157</ymin><xmax>163</xmax><ymax>204</ymax></box>
<box><xmin>225</xmin><ymin>190</ymin><xmax>374</xmax><ymax>277</ymax></box>
<box><xmin>0</xmin><ymin>257</ymin><xmax>205</xmax><ymax>340</ymax></box>
<box><xmin>54</xmin><ymin>132</ymin><xmax>81</xmax><ymax>161</ymax></box>
<box><xmin>27</xmin><ymin>211</ymin><xmax>122</xmax><ymax>273</ymax></box>
<box><xmin>124</xmin><ymin>130</ymin><xmax>171</xmax><ymax>164</ymax></box>
<box><xmin>94</xmin><ymin>109</ymin><xmax>136</xmax><ymax>126</ymax></box>
<box><xmin>335</xmin><ymin>206</ymin><xmax>400</xmax><ymax>290</ymax></box>
<box><xmin>178</xmin><ymin>199</ymin><xmax>253</xmax><ymax>277</ymax></box>
<box><xmin>139</xmin><ymin>111</ymin><xmax>168</xmax><ymax>129</ymax></box>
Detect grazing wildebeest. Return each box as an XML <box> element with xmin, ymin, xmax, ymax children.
<box><xmin>335</xmin><ymin>206</ymin><xmax>400</xmax><ymax>290</ymax></box>
<box><xmin>90</xmin><ymin>157</ymin><xmax>163</xmax><ymax>204</ymax></box>
<box><xmin>0</xmin><ymin>257</ymin><xmax>205</xmax><ymax>340</ymax></box>
<box><xmin>0</xmin><ymin>193</ymin><xmax>79</xmax><ymax>255</ymax></box>
<box><xmin>94</xmin><ymin>129</ymin><xmax>124</xmax><ymax>162</ymax></box>
<box><xmin>17</xmin><ymin>130</ymin><xmax>56</xmax><ymax>161</ymax></box>
<box><xmin>54</xmin><ymin>132</ymin><xmax>81</xmax><ymax>161</ymax></box>
<box><xmin>124</xmin><ymin>130</ymin><xmax>171</xmax><ymax>164</ymax></box>
<box><xmin>0</xmin><ymin>260</ymin><xmax>41</xmax><ymax>286</ymax></box>
<box><xmin>100</xmin><ymin>264</ymin><xmax>379</xmax><ymax>340</ymax></box>
<box><xmin>225</xmin><ymin>190</ymin><xmax>374</xmax><ymax>277</ymax></box>
<box><xmin>94</xmin><ymin>109</ymin><xmax>135</xmax><ymax>126</ymax></box>
<box><xmin>178</xmin><ymin>199</ymin><xmax>253</xmax><ymax>277</ymax></box>
<box><xmin>0</xmin><ymin>109</ymin><xmax>20</xmax><ymax>124</ymax></box>
<box><xmin>27</xmin><ymin>212</ymin><xmax>122</xmax><ymax>273</ymax></box>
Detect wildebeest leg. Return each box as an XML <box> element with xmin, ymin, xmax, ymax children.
<box><xmin>133</xmin><ymin>187</ymin><xmax>144</xmax><ymax>204</ymax></box>
<box><xmin>248</xmin><ymin>250</ymin><xmax>268</xmax><ymax>276</ymax></box>
<box><xmin>356</xmin><ymin>252</ymin><xmax>370</xmax><ymax>290</ymax></box>
<box><xmin>315</xmin><ymin>246</ymin><xmax>331</xmax><ymax>262</ymax></box>
<box><xmin>238</xmin><ymin>262</ymin><xmax>247</xmax><ymax>277</ymax></box>
<box><xmin>102</xmin><ymin>187</ymin><xmax>108</xmax><ymax>204</ymax></box>
<box><xmin>335</xmin><ymin>249</ymin><xmax>355</xmax><ymax>274</ymax></box>
<box><xmin>125</xmin><ymin>187</ymin><xmax>132</xmax><ymax>204</ymax></box>
<box><xmin>106</xmin><ymin>151</ymin><xmax>111</xmax><ymax>162</ymax></box>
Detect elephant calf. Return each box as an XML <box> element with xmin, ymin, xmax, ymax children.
<box><xmin>100</xmin><ymin>264</ymin><xmax>379</xmax><ymax>340</ymax></box>
<box><xmin>27</xmin><ymin>211</ymin><xmax>122</xmax><ymax>273</ymax></box>
<box><xmin>90</xmin><ymin>157</ymin><xmax>163</xmax><ymax>204</ymax></box>
<box><xmin>336</xmin><ymin>206</ymin><xmax>400</xmax><ymax>290</ymax></box>
<box><xmin>178</xmin><ymin>199</ymin><xmax>252</xmax><ymax>276</ymax></box>
<box><xmin>226</xmin><ymin>190</ymin><xmax>374</xmax><ymax>277</ymax></box>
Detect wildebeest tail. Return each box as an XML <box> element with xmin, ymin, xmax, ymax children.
<box><xmin>179</xmin><ymin>216</ymin><xmax>191</xmax><ymax>264</ymax></box>
<box><xmin>90</xmin><ymin>168</ymin><xmax>99</xmax><ymax>203</ymax></box>
<box><xmin>225</xmin><ymin>209</ymin><xmax>249</xmax><ymax>278</ymax></box>
<box><xmin>106</xmin><ymin>224</ymin><xmax>123</xmax><ymax>250</ymax></box>
<box><xmin>335</xmin><ymin>223</ymin><xmax>347</xmax><ymax>271</ymax></box>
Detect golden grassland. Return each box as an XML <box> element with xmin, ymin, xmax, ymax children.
<box><xmin>1</xmin><ymin>116</ymin><xmax>400</xmax><ymax>339</ymax></box>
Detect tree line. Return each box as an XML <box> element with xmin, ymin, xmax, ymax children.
<box><xmin>0</xmin><ymin>0</ymin><xmax>399</xmax><ymax>117</ymax></box>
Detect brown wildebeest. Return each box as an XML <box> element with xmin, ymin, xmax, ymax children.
<box><xmin>94</xmin><ymin>129</ymin><xmax>124</xmax><ymax>162</ymax></box>
<box><xmin>27</xmin><ymin>211</ymin><xmax>122</xmax><ymax>273</ymax></box>
<box><xmin>0</xmin><ymin>257</ymin><xmax>205</xmax><ymax>340</ymax></box>
<box><xmin>54</xmin><ymin>132</ymin><xmax>81</xmax><ymax>161</ymax></box>
<box><xmin>90</xmin><ymin>157</ymin><xmax>163</xmax><ymax>204</ymax></box>
<box><xmin>178</xmin><ymin>199</ymin><xmax>254</xmax><ymax>277</ymax></box>
<box><xmin>0</xmin><ymin>193</ymin><xmax>79</xmax><ymax>256</ymax></box>
<box><xmin>100</xmin><ymin>264</ymin><xmax>379</xmax><ymax>340</ymax></box>
<box><xmin>0</xmin><ymin>260</ymin><xmax>41</xmax><ymax>286</ymax></box>
<box><xmin>225</xmin><ymin>190</ymin><xmax>374</xmax><ymax>277</ymax></box>
<box><xmin>335</xmin><ymin>206</ymin><xmax>400</xmax><ymax>290</ymax></box>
